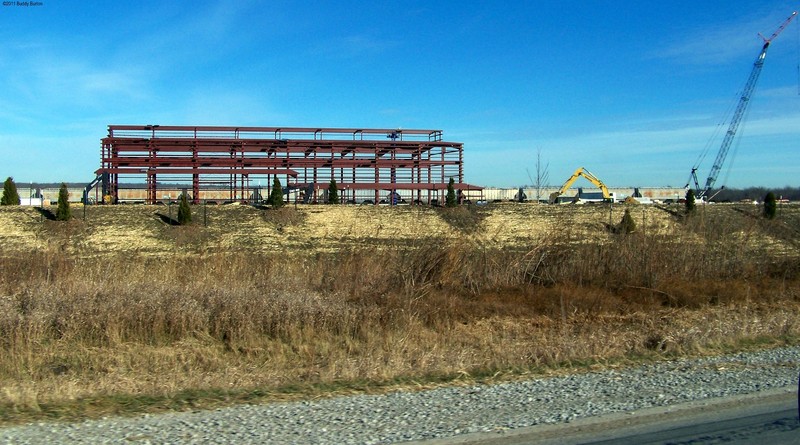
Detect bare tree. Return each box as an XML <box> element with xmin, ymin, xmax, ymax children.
<box><xmin>527</xmin><ymin>148</ymin><xmax>550</xmax><ymax>202</ymax></box>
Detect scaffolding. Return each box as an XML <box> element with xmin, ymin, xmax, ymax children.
<box><xmin>98</xmin><ymin>125</ymin><xmax>481</xmax><ymax>204</ymax></box>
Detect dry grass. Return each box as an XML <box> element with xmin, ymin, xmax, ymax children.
<box><xmin>0</xmin><ymin>203</ymin><xmax>799</xmax><ymax>422</ymax></box>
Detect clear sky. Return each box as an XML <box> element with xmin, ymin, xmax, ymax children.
<box><xmin>1</xmin><ymin>0</ymin><xmax>799</xmax><ymax>189</ymax></box>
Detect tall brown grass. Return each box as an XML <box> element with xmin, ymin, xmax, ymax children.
<box><xmin>1</xmin><ymin>207</ymin><xmax>799</xmax><ymax>417</ymax></box>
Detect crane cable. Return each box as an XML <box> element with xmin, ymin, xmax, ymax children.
<box><xmin>689</xmin><ymin>84</ymin><xmax>743</xmax><ymax>185</ymax></box>
<box><xmin>720</xmin><ymin>96</ymin><xmax>754</xmax><ymax>188</ymax></box>
<box><xmin>796</xmin><ymin>13</ymin><xmax>800</xmax><ymax>95</ymax></box>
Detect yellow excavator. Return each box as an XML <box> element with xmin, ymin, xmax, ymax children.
<box><xmin>549</xmin><ymin>167</ymin><xmax>614</xmax><ymax>204</ymax></box>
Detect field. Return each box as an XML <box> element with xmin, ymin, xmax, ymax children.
<box><xmin>1</xmin><ymin>202</ymin><xmax>799</xmax><ymax>423</ymax></box>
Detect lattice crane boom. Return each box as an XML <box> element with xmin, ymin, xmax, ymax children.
<box><xmin>693</xmin><ymin>11</ymin><xmax>797</xmax><ymax>199</ymax></box>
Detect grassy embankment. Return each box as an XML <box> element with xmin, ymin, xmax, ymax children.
<box><xmin>0</xmin><ymin>203</ymin><xmax>798</xmax><ymax>423</ymax></box>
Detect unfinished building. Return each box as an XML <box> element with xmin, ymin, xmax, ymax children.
<box><xmin>95</xmin><ymin>125</ymin><xmax>481</xmax><ymax>204</ymax></box>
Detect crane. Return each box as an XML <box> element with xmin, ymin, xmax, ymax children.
<box><xmin>687</xmin><ymin>11</ymin><xmax>797</xmax><ymax>199</ymax></box>
<box><xmin>549</xmin><ymin>167</ymin><xmax>614</xmax><ymax>204</ymax></box>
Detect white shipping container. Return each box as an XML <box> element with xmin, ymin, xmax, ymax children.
<box><xmin>19</xmin><ymin>198</ymin><xmax>44</xmax><ymax>206</ymax></box>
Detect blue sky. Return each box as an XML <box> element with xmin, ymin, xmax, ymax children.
<box><xmin>1</xmin><ymin>0</ymin><xmax>799</xmax><ymax>188</ymax></box>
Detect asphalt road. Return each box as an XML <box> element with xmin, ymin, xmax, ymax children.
<box><xmin>408</xmin><ymin>388</ymin><xmax>800</xmax><ymax>445</ymax></box>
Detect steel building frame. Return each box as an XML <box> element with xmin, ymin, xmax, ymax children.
<box><xmin>98</xmin><ymin>125</ymin><xmax>481</xmax><ymax>204</ymax></box>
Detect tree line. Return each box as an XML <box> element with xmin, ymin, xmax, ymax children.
<box><xmin>711</xmin><ymin>187</ymin><xmax>800</xmax><ymax>202</ymax></box>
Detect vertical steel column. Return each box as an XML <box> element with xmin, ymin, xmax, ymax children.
<box><xmin>240</xmin><ymin>149</ymin><xmax>245</xmax><ymax>201</ymax></box>
<box><xmin>351</xmin><ymin>150</ymin><xmax>356</xmax><ymax>201</ymax></box>
<box><xmin>147</xmin><ymin>139</ymin><xmax>157</xmax><ymax>204</ymax></box>
<box><xmin>390</xmin><ymin>147</ymin><xmax>396</xmax><ymax>205</ymax></box>
<box><xmin>415</xmin><ymin>146</ymin><xmax>421</xmax><ymax>204</ymax></box>
<box><xmin>147</xmin><ymin>172</ymin><xmax>156</xmax><ymax>204</ymax></box>
<box><xmin>330</xmin><ymin>148</ymin><xmax>335</xmax><ymax>192</ymax></box>
<box><xmin>458</xmin><ymin>144</ymin><xmax>464</xmax><ymax>184</ymax></box>
<box><xmin>374</xmin><ymin>144</ymin><xmax>379</xmax><ymax>203</ymax></box>
<box><xmin>229</xmin><ymin>147</ymin><xmax>235</xmax><ymax>202</ymax></box>
<box><xmin>427</xmin><ymin>148</ymin><xmax>432</xmax><ymax>204</ymax></box>
<box><xmin>285</xmin><ymin>141</ymin><xmax>291</xmax><ymax>191</ymax></box>
<box><xmin>192</xmin><ymin>141</ymin><xmax>199</xmax><ymax>204</ymax></box>
<box><xmin>312</xmin><ymin>147</ymin><xmax>318</xmax><ymax>203</ymax></box>
<box><xmin>267</xmin><ymin>142</ymin><xmax>278</xmax><ymax>196</ymax></box>
<box><xmin>441</xmin><ymin>147</ymin><xmax>446</xmax><ymax>203</ymax></box>
<box><xmin>303</xmin><ymin>141</ymin><xmax>310</xmax><ymax>198</ymax></box>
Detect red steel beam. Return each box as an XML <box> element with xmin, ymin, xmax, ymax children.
<box><xmin>102</xmin><ymin>139</ymin><xmax>461</xmax><ymax>152</ymax></box>
<box><xmin>98</xmin><ymin>168</ymin><xmax>299</xmax><ymax>176</ymax></box>
<box><xmin>108</xmin><ymin>125</ymin><xmax>443</xmax><ymax>139</ymax></box>
<box><xmin>101</xmin><ymin>157</ymin><xmax>457</xmax><ymax>169</ymax></box>
<box><xmin>319</xmin><ymin>182</ymin><xmax>483</xmax><ymax>191</ymax></box>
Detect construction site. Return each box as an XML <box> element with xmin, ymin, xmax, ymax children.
<box><xmin>4</xmin><ymin>8</ymin><xmax>800</xmax><ymax>437</ymax></box>
<box><xmin>49</xmin><ymin>11</ymin><xmax>799</xmax><ymax>208</ymax></box>
<box><xmin>78</xmin><ymin>126</ymin><xmax>688</xmax><ymax>206</ymax></box>
<box><xmin>88</xmin><ymin>125</ymin><xmax>482</xmax><ymax>205</ymax></box>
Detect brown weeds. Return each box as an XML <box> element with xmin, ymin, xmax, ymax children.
<box><xmin>0</xmin><ymin>204</ymin><xmax>799</xmax><ymax>419</ymax></box>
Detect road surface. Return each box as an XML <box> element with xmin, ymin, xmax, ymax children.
<box><xmin>409</xmin><ymin>388</ymin><xmax>799</xmax><ymax>445</ymax></box>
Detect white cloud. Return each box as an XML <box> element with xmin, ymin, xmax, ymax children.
<box><xmin>657</xmin><ymin>27</ymin><xmax>758</xmax><ymax>66</ymax></box>
<box><xmin>652</xmin><ymin>10</ymin><xmax>797</xmax><ymax>66</ymax></box>
<box><xmin>1</xmin><ymin>48</ymin><xmax>149</xmax><ymax>116</ymax></box>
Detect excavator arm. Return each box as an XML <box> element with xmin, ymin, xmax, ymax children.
<box><xmin>549</xmin><ymin>167</ymin><xmax>612</xmax><ymax>203</ymax></box>
<box><xmin>549</xmin><ymin>167</ymin><xmax>585</xmax><ymax>203</ymax></box>
<box><xmin>579</xmin><ymin>169</ymin><xmax>612</xmax><ymax>199</ymax></box>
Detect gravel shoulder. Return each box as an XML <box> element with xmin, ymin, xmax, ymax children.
<box><xmin>2</xmin><ymin>347</ymin><xmax>799</xmax><ymax>445</ymax></box>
